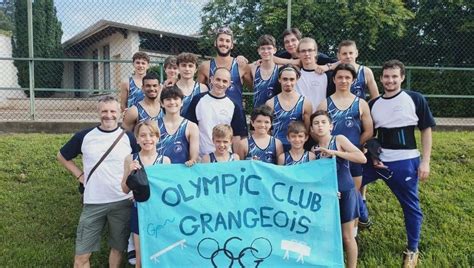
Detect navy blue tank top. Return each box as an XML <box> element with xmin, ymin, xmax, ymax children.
<box><xmin>283</xmin><ymin>151</ymin><xmax>310</xmax><ymax>165</ymax></box>
<box><xmin>181</xmin><ymin>82</ymin><xmax>201</xmax><ymax>116</ymax></box>
<box><xmin>350</xmin><ymin>65</ymin><xmax>366</xmax><ymax>99</ymax></box>
<box><xmin>136</xmin><ymin>102</ymin><xmax>164</xmax><ymax>123</ymax></box>
<box><xmin>127</xmin><ymin>77</ymin><xmax>144</xmax><ymax>108</ymax></box>
<box><xmin>315</xmin><ymin>136</ymin><xmax>354</xmax><ymax>191</ymax></box>
<box><xmin>253</xmin><ymin>65</ymin><xmax>279</xmax><ymax>108</ymax></box>
<box><xmin>157</xmin><ymin>118</ymin><xmax>189</xmax><ymax>164</ymax></box>
<box><xmin>327</xmin><ymin>96</ymin><xmax>361</xmax><ymax>147</ymax></box>
<box><xmin>272</xmin><ymin>95</ymin><xmax>305</xmax><ymax>147</ymax></box>
<box><xmin>132</xmin><ymin>152</ymin><xmax>164</xmax><ymax>165</ymax></box>
<box><xmin>209</xmin><ymin>152</ymin><xmax>235</xmax><ymax>163</ymax></box>
<box><xmin>246</xmin><ymin>136</ymin><xmax>278</xmax><ymax>164</ymax></box>
<box><xmin>209</xmin><ymin>58</ymin><xmax>243</xmax><ymax>107</ymax></box>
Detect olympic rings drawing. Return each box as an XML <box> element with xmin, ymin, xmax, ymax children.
<box><xmin>197</xmin><ymin>236</ymin><xmax>272</xmax><ymax>267</ymax></box>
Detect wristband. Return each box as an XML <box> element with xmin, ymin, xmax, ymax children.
<box><xmin>326</xmin><ymin>63</ymin><xmax>332</xmax><ymax>69</ymax></box>
<box><xmin>76</xmin><ymin>172</ymin><xmax>84</xmax><ymax>180</ymax></box>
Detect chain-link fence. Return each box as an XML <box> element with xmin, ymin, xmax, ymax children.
<box><xmin>0</xmin><ymin>0</ymin><xmax>472</xmax><ymax>124</ymax></box>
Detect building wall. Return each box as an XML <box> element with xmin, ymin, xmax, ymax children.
<box><xmin>62</xmin><ymin>30</ymin><xmax>139</xmax><ymax>97</ymax></box>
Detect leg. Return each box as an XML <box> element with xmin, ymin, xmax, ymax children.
<box><xmin>127</xmin><ymin>233</ymin><xmax>136</xmax><ymax>265</ymax></box>
<box><xmin>107</xmin><ymin>200</ymin><xmax>132</xmax><ymax>267</ymax></box>
<box><xmin>342</xmin><ymin>220</ymin><xmax>358</xmax><ymax>268</ymax></box>
<box><xmin>134</xmin><ymin>234</ymin><xmax>141</xmax><ymax>268</ymax></box>
<box><xmin>75</xmin><ymin>204</ymin><xmax>108</xmax><ymax>267</ymax></box>
<box><xmin>74</xmin><ymin>253</ymin><xmax>92</xmax><ymax>268</ymax></box>
<box><xmin>109</xmin><ymin>248</ymin><xmax>123</xmax><ymax>268</ymax></box>
<box><xmin>339</xmin><ymin>188</ymin><xmax>359</xmax><ymax>268</ymax></box>
<box><xmin>383</xmin><ymin>158</ymin><xmax>422</xmax><ymax>251</ymax></box>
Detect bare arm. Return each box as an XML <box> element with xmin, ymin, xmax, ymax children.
<box><xmin>364</xmin><ymin>67</ymin><xmax>380</xmax><ymax>100</ymax></box>
<box><xmin>122</xmin><ymin>106</ymin><xmax>138</xmax><ymax>132</ymax></box>
<box><xmin>57</xmin><ymin>152</ymin><xmax>84</xmax><ymax>183</ymax></box>
<box><xmin>232</xmin><ymin>153</ymin><xmax>241</xmax><ymax>161</ymax></box>
<box><xmin>308</xmin><ymin>151</ymin><xmax>316</xmax><ymax>161</ymax></box>
<box><xmin>197</xmin><ymin>61</ymin><xmax>210</xmax><ymax>85</ymax></box>
<box><xmin>275</xmin><ymin>138</ymin><xmax>284</xmax><ymax>161</ymax></box>
<box><xmin>359</xmin><ymin>100</ymin><xmax>374</xmax><ymax>145</ymax></box>
<box><xmin>314</xmin><ymin>135</ymin><xmax>366</xmax><ymax>163</ymax></box>
<box><xmin>303</xmin><ymin>99</ymin><xmax>312</xmax><ymax>131</ymax></box>
<box><xmin>119</xmin><ymin>79</ymin><xmax>129</xmax><ymax>112</ymax></box>
<box><xmin>163</xmin><ymin>156</ymin><xmax>171</xmax><ymax>164</ymax></box>
<box><xmin>329</xmin><ymin>135</ymin><xmax>367</xmax><ymax>163</ymax></box>
<box><xmin>201</xmin><ymin>154</ymin><xmax>211</xmax><ymax>163</ymax></box>
<box><xmin>236</xmin><ymin>55</ymin><xmax>249</xmax><ymax>66</ymax></box>
<box><xmin>241</xmin><ymin>63</ymin><xmax>254</xmax><ymax>89</ymax></box>
<box><xmin>200</xmin><ymin>83</ymin><xmax>209</xmax><ymax>93</ymax></box>
<box><xmin>317</xmin><ymin>98</ymin><xmax>328</xmax><ymax>112</ymax></box>
<box><xmin>185</xmin><ymin>122</ymin><xmax>200</xmax><ymax>167</ymax></box>
<box><xmin>235</xmin><ymin>138</ymin><xmax>248</xmax><ymax>160</ymax></box>
<box><xmin>265</xmin><ymin>97</ymin><xmax>275</xmax><ymax>111</ymax></box>
<box><xmin>273</xmin><ymin>56</ymin><xmax>300</xmax><ymax>67</ymax></box>
<box><xmin>277</xmin><ymin>153</ymin><xmax>285</xmax><ymax>165</ymax></box>
<box><xmin>121</xmin><ymin>155</ymin><xmax>133</xmax><ymax>194</ymax></box>
<box><xmin>418</xmin><ymin>127</ymin><xmax>432</xmax><ymax>181</ymax></box>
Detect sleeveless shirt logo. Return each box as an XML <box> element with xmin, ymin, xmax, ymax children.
<box><xmin>345</xmin><ymin>116</ymin><xmax>355</xmax><ymax>128</ymax></box>
<box><xmin>267</xmin><ymin>88</ymin><xmax>274</xmax><ymax>97</ymax></box>
<box><xmin>353</xmin><ymin>86</ymin><xmax>362</xmax><ymax>97</ymax></box>
<box><xmin>173</xmin><ymin>141</ymin><xmax>183</xmax><ymax>153</ymax></box>
<box><xmin>264</xmin><ymin>152</ymin><xmax>274</xmax><ymax>162</ymax></box>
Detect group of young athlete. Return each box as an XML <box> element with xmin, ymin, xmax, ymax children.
<box><xmin>60</xmin><ymin>26</ymin><xmax>434</xmax><ymax>268</ymax></box>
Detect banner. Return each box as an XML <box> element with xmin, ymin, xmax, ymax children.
<box><xmin>139</xmin><ymin>158</ymin><xmax>343</xmax><ymax>267</ymax></box>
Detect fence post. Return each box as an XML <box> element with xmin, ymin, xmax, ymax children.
<box><xmin>160</xmin><ymin>63</ymin><xmax>164</xmax><ymax>84</ymax></box>
<box><xmin>287</xmin><ymin>0</ymin><xmax>292</xmax><ymax>29</ymax></box>
<box><xmin>406</xmin><ymin>69</ymin><xmax>412</xmax><ymax>90</ymax></box>
<box><xmin>27</xmin><ymin>0</ymin><xmax>35</xmax><ymax>120</ymax></box>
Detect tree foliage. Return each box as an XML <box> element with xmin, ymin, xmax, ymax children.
<box><xmin>13</xmin><ymin>0</ymin><xmax>63</xmax><ymax>97</ymax></box>
<box><xmin>200</xmin><ymin>0</ymin><xmax>473</xmax><ymax>117</ymax></box>
<box><xmin>373</xmin><ymin>0</ymin><xmax>473</xmax><ymax>66</ymax></box>
<box><xmin>200</xmin><ymin>0</ymin><xmax>414</xmax><ymax>62</ymax></box>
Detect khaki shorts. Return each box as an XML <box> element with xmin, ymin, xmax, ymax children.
<box><xmin>75</xmin><ymin>199</ymin><xmax>132</xmax><ymax>255</ymax></box>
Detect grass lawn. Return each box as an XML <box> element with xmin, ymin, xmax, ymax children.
<box><xmin>0</xmin><ymin>131</ymin><xmax>472</xmax><ymax>267</ymax></box>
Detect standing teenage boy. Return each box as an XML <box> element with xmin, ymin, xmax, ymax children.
<box><xmin>120</xmin><ymin>52</ymin><xmax>150</xmax><ymax>111</ymax></box>
<box><xmin>363</xmin><ymin>60</ymin><xmax>435</xmax><ymax>268</ymax></box>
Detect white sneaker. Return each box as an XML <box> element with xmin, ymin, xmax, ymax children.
<box><xmin>403</xmin><ymin>249</ymin><xmax>419</xmax><ymax>268</ymax></box>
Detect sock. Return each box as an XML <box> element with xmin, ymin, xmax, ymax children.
<box><xmin>127</xmin><ymin>234</ymin><xmax>135</xmax><ymax>252</ymax></box>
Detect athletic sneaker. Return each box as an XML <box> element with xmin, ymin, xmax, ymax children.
<box><xmin>403</xmin><ymin>249</ymin><xmax>419</xmax><ymax>268</ymax></box>
<box><xmin>128</xmin><ymin>250</ymin><xmax>136</xmax><ymax>265</ymax></box>
<box><xmin>358</xmin><ymin>217</ymin><xmax>373</xmax><ymax>229</ymax></box>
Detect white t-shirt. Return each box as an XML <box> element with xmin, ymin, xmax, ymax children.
<box><xmin>60</xmin><ymin>126</ymin><xmax>138</xmax><ymax>204</ymax></box>
<box><xmin>185</xmin><ymin>92</ymin><xmax>247</xmax><ymax>156</ymax></box>
<box><xmin>296</xmin><ymin>68</ymin><xmax>328</xmax><ymax>112</ymax></box>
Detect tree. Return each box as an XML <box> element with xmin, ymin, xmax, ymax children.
<box><xmin>372</xmin><ymin>0</ymin><xmax>473</xmax><ymax>67</ymax></box>
<box><xmin>13</xmin><ymin>0</ymin><xmax>63</xmax><ymax>97</ymax></box>
<box><xmin>0</xmin><ymin>10</ymin><xmax>13</xmax><ymax>32</ymax></box>
<box><xmin>200</xmin><ymin>0</ymin><xmax>414</xmax><ymax>62</ymax></box>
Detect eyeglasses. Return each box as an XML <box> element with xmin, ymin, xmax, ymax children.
<box><xmin>299</xmin><ymin>49</ymin><xmax>316</xmax><ymax>54</ymax></box>
<box><xmin>216</xmin><ymin>26</ymin><xmax>233</xmax><ymax>36</ymax></box>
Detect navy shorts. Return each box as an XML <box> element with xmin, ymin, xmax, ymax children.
<box><xmin>130</xmin><ymin>202</ymin><xmax>139</xmax><ymax>235</ymax></box>
<box><xmin>349</xmin><ymin>162</ymin><xmax>363</xmax><ymax>177</ymax></box>
<box><xmin>339</xmin><ymin>188</ymin><xmax>359</xmax><ymax>224</ymax></box>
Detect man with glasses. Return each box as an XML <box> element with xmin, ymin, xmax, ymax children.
<box><xmin>275</xmin><ymin>28</ymin><xmax>337</xmax><ymax>73</ymax></box>
<box><xmin>295</xmin><ymin>38</ymin><xmax>329</xmax><ymax>112</ymax></box>
<box><xmin>197</xmin><ymin>26</ymin><xmax>252</xmax><ymax>114</ymax></box>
